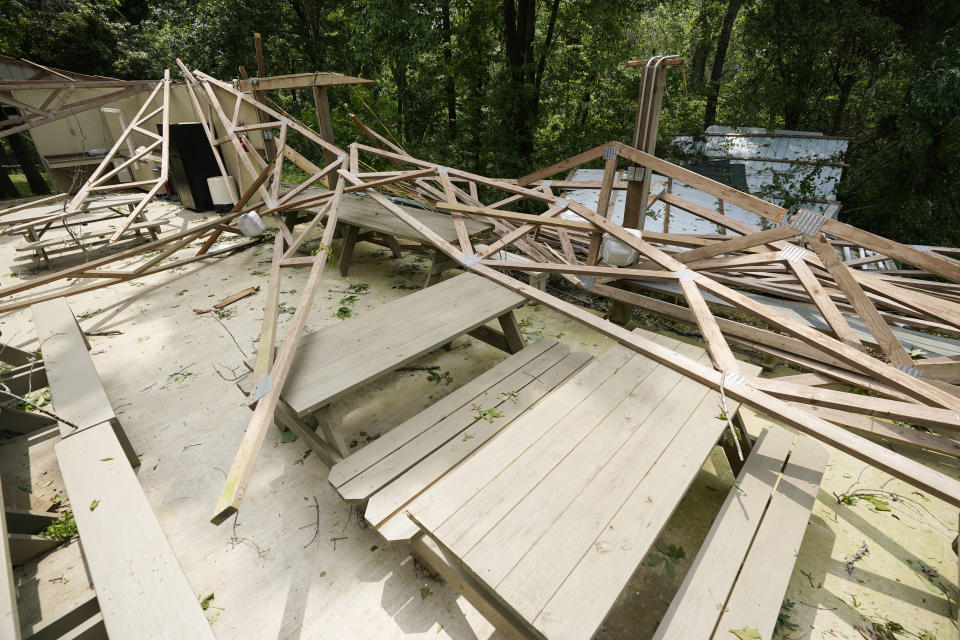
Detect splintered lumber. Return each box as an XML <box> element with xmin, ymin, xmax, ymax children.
<box><xmin>211</xmin><ymin>170</ymin><xmax>346</xmax><ymax>524</ymax></box>
<box><xmin>55</xmin><ymin>423</ymin><xmax>214</xmax><ymax>639</ymax></box>
<box><xmin>213</xmin><ymin>285</ymin><xmax>260</xmax><ymax>309</ymax></box>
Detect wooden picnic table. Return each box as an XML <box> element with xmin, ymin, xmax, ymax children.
<box><xmin>297</xmin><ymin>192</ymin><xmax>492</xmax><ymax>286</ymax></box>
<box><xmin>3</xmin><ymin>193</ymin><xmax>164</xmax><ymax>264</ymax></box>
<box><xmin>245</xmin><ymin>273</ymin><xmax>525</xmax><ymax>461</ymax></box>
<box><xmin>396</xmin><ymin>329</ymin><xmax>828</xmax><ymax>639</ymax></box>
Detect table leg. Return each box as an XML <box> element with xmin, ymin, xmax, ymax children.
<box><xmin>718</xmin><ymin>409</ymin><xmax>754</xmax><ymax>477</ymax></box>
<box><xmin>497</xmin><ymin>311</ymin><xmax>525</xmax><ymax>354</ymax></box>
<box><xmin>424</xmin><ymin>250</ymin><xmax>457</xmax><ymax>288</ymax></box>
<box><xmin>339</xmin><ymin>224</ymin><xmax>359</xmax><ymax>277</ymax></box>
<box><xmin>26</xmin><ymin>228</ymin><xmax>50</xmax><ymax>265</ymax></box>
<box><xmin>313</xmin><ymin>406</ymin><xmax>350</xmax><ymax>457</ymax></box>
<box><xmin>609</xmin><ymin>300</ymin><xmax>633</xmax><ymax>325</ymax></box>
<box><xmin>381</xmin><ymin>233</ymin><xmax>403</xmax><ymax>258</ymax></box>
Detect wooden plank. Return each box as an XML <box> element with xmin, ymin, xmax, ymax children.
<box><xmin>807</xmin><ymin>232</ymin><xmax>914</xmax><ymax>367</ymax></box>
<box><xmin>249</xmin><ymin>234</ymin><xmax>284</xmax><ymax>404</ymax></box>
<box><xmin>365</xmin><ymin>350</ymin><xmax>592</xmax><ymax>535</ymax></box>
<box><xmin>329</xmin><ymin>339</ymin><xmax>561</xmax><ymax>489</ymax></box>
<box><xmin>278</xmin><ymin>274</ymin><xmax>524</xmax><ymax>415</ymax></box>
<box><xmin>820</xmin><ymin>216</ymin><xmax>960</xmax><ymax>283</ymax></box>
<box><xmin>517</xmin><ymin>145</ymin><xmax>606</xmax><ymax>187</ymax></box>
<box><xmin>679</xmin><ymin>278</ymin><xmax>740</xmax><ymax>373</ymax></box>
<box><xmin>716</xmin><ymin>436</ymin><xmax>828</xmax><ymax>638</ymax></box>
<box><xmin>31</xmin><ymin>299</ymin><xmax>115</xmax><ymax>432</ymax></box>
<box><xmin>786</xmin><ymin>255</ymin><xmax>864</xmax><ymax>348</ymax></box>
<box><xmin>55</xmin><ymin>423</ymin><xmax>214</xmax><ymax>639</ymax></box>
<box><xmin>236</xmin><ymin>72</ymin><xmax>372</xmax><ymax>92</ymax></box>
<box><xmin>748</xmin><ymin>377</ymin><xmax>960</xmax><ymax>430</ymax></box>
<box><xmin>674</xmin><ymin>225</ymin><xmax>799</xmax><ymax>264</ymax></box>
<box><xmin>212</xmin><ymin>176</ymin><xmax>345</xmax><ymax>523</ymax></box>
<box><xmin>435</xmin><ymin>202</ymin><xmax>594</xmax><ymax>232</ymax></box>
<box><xmin>653</xmin><ymin>428</ymin><xmax>795</xmax><ymax>639</ymax></box>
<box><xmin>791</xmin><ymin>404</ymin><xmax>960</xmax><ymax>458</ymax></box>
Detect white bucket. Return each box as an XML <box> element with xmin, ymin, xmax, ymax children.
<box><xmin>207</xmin><ymin>176</ymin><xmax>237</xmax><ymax>207</ymax></box>
<box><xmin>600</xmin><ymin>229</ymin><xmax>643</xmax><ymax>267</ymax></box>
<box><xmin>237</xmin><ymin>211</ymin><xmax>266</xmax><ymax>237</ymax></box>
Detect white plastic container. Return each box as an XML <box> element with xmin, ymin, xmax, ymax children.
<box><xmin>237</xmin><ymin>211</ymin><xmax>266</xmax><ymax>237</ymax></box>
<box><xmin>207</xmin><ymin>176</ymin><xmax>237</xmax><ymax>208</ymax></box>
<box><xmin>600</xmin><ymin>228</ymin><xmax>644</xmax><ymax>266</ymax></box>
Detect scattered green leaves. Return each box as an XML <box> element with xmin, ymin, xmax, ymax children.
<box><xmin>472</xmin><ymin>404</ymin><xmax>503</xmax><ymax>422</ymax></box>
<box><xmin>199</xmin><ymin>593</ymin><xmax>215</xmax><ymax>610</ymax></box>
<box><xmin>730</xmin><ymin>626</ymin><xmax>761</xmax><ymax>640</ymax></box>
<box><xmin>646</xmin><ymin>543</ymin><xmax>685</xmax><ymax>580</ymax></box>
<box><xmin>89</xmin><ymin>499</ymin><xmax>99</xmax><ymax>511</ymax></box>
<box><xmin>427</xmin><ymin>370</ymin><xmax>452</xmax><ymax>385</ymax></box>
<box><xmin>420</xmin><ymin>586</ymin><xmax>432</xmax><ymax>600</ymax></box>
<box><xmin>40</xmin><ymin>510</ymin><xmax>77</xmax><ymax>540</ymax></box>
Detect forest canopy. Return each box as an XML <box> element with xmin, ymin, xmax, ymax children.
<box><xmin>1</xmin><ymin>0</ymin><xmax>958</xmax><ymax>244</ymax></box>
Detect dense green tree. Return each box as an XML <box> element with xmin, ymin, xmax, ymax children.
<box><xmin>0</xmin><ymin>0</ymin><xmax>958</xmax><ymax>242</ymax></box>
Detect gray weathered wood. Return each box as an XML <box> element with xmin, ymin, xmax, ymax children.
<box><xmin>30</xmin><ymin>299</ymin><xmax>115</xmax><ymax>433</ymax></box>
<box><xmin>653</xmin><ymin>428</ymin><xmax>795</xmax><ymax>639</ymax></box>
<box><xmin>278</xmin><ymin>273</ymin><xmax>524</xmax><ymax>416</ymax></box>
<box><xmin>55</xmin><ymin>422</ymin><xmax>214</xmax><ymax>639</ymax></box>
<box><xmin>716</xmin><ymin>436</ymin><xmax>828</xmax><ymax>638</ymax></box>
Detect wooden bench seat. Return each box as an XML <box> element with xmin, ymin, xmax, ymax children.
<box><xmin>391</xmin><ymin>329</ymin><xmax>826</xmax><ymax>639</ymax></box>
<box><xmin>329</xmin><ymin>338</ymin><xmax>593</xmax><ymax>542</ymax></box>
<box><xmin>16</xmin><ymin>218</ymin><xmax>170</xmax><ymax>251</ymax></box>
<box><xmin>30</xmin><ymin>298</ymin><xmax>214</xmax><ymax>640</ymax></box>
<box><xmin>251</xmin><ymin>272</ymin><xmax>527</xmax><ymax>462</ymax></box>
<box><xmin>654</xmin><ymin>428</ymin><xmax>828</xmax><ymax>639</ymax></box>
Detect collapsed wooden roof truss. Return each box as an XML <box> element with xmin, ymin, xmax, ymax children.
<box><xmin>0</xmin><ymin>63</ymin><xmax>957</xmax><ymax>518</ymax></box>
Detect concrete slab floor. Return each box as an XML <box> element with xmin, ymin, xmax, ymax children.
<box><xmin>0</xmin><ymin>201</ymin><xmax>957</xmax><ymax>639</ymax></box>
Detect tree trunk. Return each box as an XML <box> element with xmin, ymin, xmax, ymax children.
<box><xmin>0</xmin><ymin>144</ymin><xmax>21</xmax><ymax>199</ymax></box>
<box><xmin>703</xmin><ymin>0</ymin><xmax>743</xmax><ymax>130</ymax></box>
<box><xmin>0</xmin><ymin>107</ymin><xmax>50</xmax><ymax>195</ymax></box>
<box><xmin>441</xmin><ymin>0</ymin><xmax>457</xmax><ymax>140</ymax></box>
<box><xmin>391</xmin><ymin>64</ymin><xmax>408</xmax><ymax>144</ymax></box>
<box><xmin>689</xmin><ymin>0</ymin><xmax>711</xmax><ymax>86</ymax></box>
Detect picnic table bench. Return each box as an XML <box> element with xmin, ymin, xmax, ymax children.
<box><xmin>4</xmin><ymin>194</ymin><xmax>165</xmax><ymax>264</ymax></box>
<box><xmin>245</xmin><ymin>273</ymin><xmax>526</xmax><ymax>462</ymax></box>
<box><xmin>332</xmin><ymin>327</ymin><xmax>827</xmax><ymax>639</ymax></box>
<box><xmin>298</xmin><ymin>192</ymin><xmax>492</xmax><ymax>287</ymax></box>
<box><xmin>29</xmin><ymin>298</ymin><xmax>214</xmax><ymax>639</ymax></box>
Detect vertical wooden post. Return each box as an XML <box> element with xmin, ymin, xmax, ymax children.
<box><xmin>663</xmin><ymin>177</ymin><xmax>673</xmax><ymax>233</ymax></box>
<box><xmin>623</xmin><ymin>58</ymin><xmax>679</xmax><ymax>228</ymax></box>
<box><xmin>251</xmin><ymin>33</ymin><xmax>278</xmax><ymax>161</ymax></box>
<box><xmin>312</xmin><ymin>85</ymin><xmax>337</xmax><ymax>169</ymax></box>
